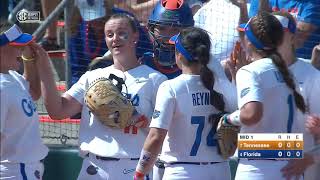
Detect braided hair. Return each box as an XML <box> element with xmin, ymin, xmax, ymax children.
<box><xmin>179</xmin><ymin>27</ymin><xmax>225</xmax><ymax>112</ymax></box>
<box><xmin>249</xmin><ymin>11</ymin><xmax>306</xmax><ymax>113</ymax></box>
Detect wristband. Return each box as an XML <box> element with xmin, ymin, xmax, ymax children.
<box><xmin>21</xmin><ymin>55</ymin><xmax>35</xmax><ymax>62</ymax></box>
<box><xmin>136</xmin><ymin>149</ymin><xmax>158</xmax><ymax>175</ymax></box>
<box><xmin>134</xmin><ymin>171</ymin><xmax>144</xmax><ymax>180</ymax></box>
<box><xmin>228</xmin><ymin>110</ymin><xmax>242</xmax><ymax>126</ymax></box>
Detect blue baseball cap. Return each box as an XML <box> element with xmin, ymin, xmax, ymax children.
<box><xmin>169</xmin><ymin>33</ymin><xmax>193</xmax><ymax>61</ymax></box>
<box><xmin>0</xmin><ymin>24</ymin><xmax>34</xmax><ymax>47</ymax></box>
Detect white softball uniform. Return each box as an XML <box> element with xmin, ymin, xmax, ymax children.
<box><xmin>150</xmin><ymin>74</ymin><xmax>237</xmax><ymax>179</ymax></box>
<box><xmin>235</xmin><ymin>58</ymin><xmax>302</xmax><ymax>180</ymax></box>
<box><xmin>193</xmin><ymin>0</ymin><xmax>240</xmax><ymax>63</ymax></box>
<box><xmin>0</xmin><ymin>71</ymin><xmax>48</xmax><ymax>179</ymax></box>
<box><xmin>289</xmin><ymin>59</ymin><xmax>320</xmax><ymax>180</ymax></box>
<box><xmin>66</xmin><ymin>65</ymin><xmax>167</xmax><ymax>180</ymax></box>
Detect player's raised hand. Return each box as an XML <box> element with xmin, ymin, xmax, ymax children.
<box><xmin>225</xmin><ymin>41</ymin><xmax>249</xmax><ymax>82</ymax></box>
<box><xmin>29</xmin><ymin>42</ymin><xmax>49</xmax><ymax>60</ymax></box>
<box><xmin>306</xmin><ymin>115</ymin><xmax>320</xmax><ymax>137</ymax></box>
<box><xmin>21</xmin><ymin>44</ymin><xmax>35</xmax><ymax>61</ymax></box>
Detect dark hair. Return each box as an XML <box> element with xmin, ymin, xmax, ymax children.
<box><xmin>250</xmin><ymin>11</ymin><xmax>306</xmax><ymax>113</ymax></box>
<box><xmin>179</xmin><ymin>27</ymin><xmax>225</xmax><ymax>112</ymax></box>
<box><xmin>107</xmin><ymin>13</ymin><xmax>138</xmax><ymax>33</ymax></box>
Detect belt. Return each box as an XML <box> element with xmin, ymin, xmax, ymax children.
<box><xmin>86</xmin><ymin>154</ymin><xmax>139</xmax><ymax>161</ymax></box>
<box><xmin>168</xmin><ymin>161</ymin><xmax>221</xmax><ymax>165</ymax></box>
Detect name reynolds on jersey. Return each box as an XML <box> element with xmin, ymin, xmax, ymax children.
<box><xmin>192</xmin><ymin>92</ymin><xmax>210</xmax><ymax>106</ymax></box>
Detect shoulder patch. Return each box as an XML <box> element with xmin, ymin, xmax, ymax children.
<box><xmin>152</xmin><ymin>110</ymin><xmax>161</xmax><ymax>119</ymax></box>
<box><xmin>240</xmin><ymin>87</ymin><xmax>250</xmax><ymax>98</ymax></box>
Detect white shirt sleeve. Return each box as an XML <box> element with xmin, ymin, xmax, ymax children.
<box><xmin>151</xmin><ymin>74</ymin><xmax>168</xmax><ymax>110</ymax></box>
<box><xmin>304</xmin><ymin>73</ymin><xmax>320</xmax><ymax>115</ymax></box>
<box><xmin>149</xmin><ymin>81</ymin><xmax>175</xmax><ymax>130</ymax></box>
<box><xmin>213</xmin><ymin>78</ymin><xmax>238</xmax><ymax>112</ymax></box>
<box><xmin>0</xmin><ymin>87</ymin><xmax>9</xmax><ymax>133</ymax></box>
<box><xmin>65</xmin><ymin>72</ymin><xmax>89</xmax><ymax>105</ymax></box>
<box><xmin>236</xmin><ymin>68</ymin><xmax>263</xmax><ymax>109</ymax></box>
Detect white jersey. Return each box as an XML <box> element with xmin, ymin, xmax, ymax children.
<box><xmin>193</xmin><ymin>0</ymin><xmax>240</xmax><ymax>62</ymax></box>
<box><xmin>150</xmin><ymin>74</ymin><xmax>237</xmax><ymax>163</ymax></box>
<box><xmin>0</xmin><ymin>71</ymin><xmax>48</xmax><ymax>163</ymax></box>
<box><xmin>236</xmin><ymin>58</ymin><xmax>298</xmax><ymax>133</ymax></box>
<box><xmin>289</xmin><ymin>59</ymin><xmax>320</xmax><ymax>180</ymax></box>
<box><xmin>289</xmin><ymin>59</ymin><xmax>320</xmax><ymax>115</ymax></box>
<box><xmin>66</xmin><ymin>65</ymin><xmax>167</xmax><ymax>158</ymax></box>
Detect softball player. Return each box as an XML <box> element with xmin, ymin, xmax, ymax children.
<box><xmin>0</xmin><ymin>23</ymin><xmax>48</xmax><ymax>179</ymax></box>
<box><xmin>38</xmin><ymin>14</ymin><xmax>167</xmax><ymax>180</ymax></box>
<box><xmin>271</xmin><ymin>12</ymin><xmax>320</xmax><ymax>180</ymax></box>
<box><xmin>144</xmin><ymin>0</ymin><xmax>229</xmax><ymax>82</ymax></box>
<box><xmin>134</xmin><ymin>27</ymin><xmax>237</xmax><ymax>180</ymax></box>
<box><xmin>225</xmin><ymin>12</ymin><xmax>307</xmax><ymax>180</ymax></box>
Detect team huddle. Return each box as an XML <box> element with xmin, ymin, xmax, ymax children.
<box><xmin>1</xmin><ymin>0</ymin><xmax>320</xmax><ymax>180</ymax></box>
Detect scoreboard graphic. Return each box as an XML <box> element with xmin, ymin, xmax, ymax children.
<box><xmin>238</xmin><ymin>133</ymin><xmax>303</xmax><ymax>159</ymax></box>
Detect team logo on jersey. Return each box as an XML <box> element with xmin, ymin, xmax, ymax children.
<box><xmin>152</xmin><ymin>110</ymin><xmax>161</xmax><ymax>119</ymax></box>
<box><xmin>123</xmin><ymin>168</ymin><xmax>135</xmax><ymax>174</ymax></box>
<box><xmin>240</xmin><ymin>87</ymin><xmax>250</xmax><ymax>98</ymax></box>
<box><xmin>135</xmin><ymin>78</ymin><xmax>148</xmax><ymax>83</ymax></box>
<box><xmin>86</xmin><ymin>165</ymin><xmax>98</xmax><ymax>175</ymax></box>
<box><xmin>34</xmin><ymin>170</ymin><xmax>40</xmax><ymax>179</ymax></box>
<box><xmin>21</xmin><ymin>98</ymin><xmax>37</xmax><ymax>117</ymax></box>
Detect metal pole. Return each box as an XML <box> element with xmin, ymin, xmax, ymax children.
<box><xmin>64</xmin><ymin>0</ymin><xmax>75</xmax><ymax>89</ymax></box>
<box><xmin>8</xmin><ymin>0</ymin><xmax>28</xmax><ymax>23</ymax></box>
<box><xmin>32</xmin><ymin>0</ymin><xmax>69</xmax><ymax>41</ymax></box>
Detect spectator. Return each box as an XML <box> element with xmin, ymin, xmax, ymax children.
<box><xmin>39</xmin><ymin>0</ymin><xmax>61</xmax><ymax>50</ymax></box>
<box><xmin>249</xmin><ymin>0</ymin><xmax>320</xmax><ymax>59</ymax></box>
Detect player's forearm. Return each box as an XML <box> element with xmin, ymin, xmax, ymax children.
<box><xmin>238</xmin><ymin>2</ymin><xmax>249</xmax><ymax>41</ymax></box>
<box><xmin>136</xmin><ymin>128</ymin><xmax>166</xmax><ymax>176</ymax></box>
<box><xmin>34</xmin><ymin>48</ymin><xmax>65</xmax><ymax>119</ymax></box>
<box><xmin>23</xmin><ymin>60</ymin><xmax>41</xmax><ymax>101</ymax></box>
<box><xmin>132</xmin><ymin>0</ymin><xmax>158</xmax><ymax>13</ymax></box>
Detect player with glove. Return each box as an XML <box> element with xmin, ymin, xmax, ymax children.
<box><xmin>39</xmin><ymin>14</ymin><xmax>167</xmax><ymax>180</ymax></box>
<box><xmin>231</xmin><ymin>12</ymin><xmax>307</xmax><ymax>180</ymax></box>
<box><xmin>134</xmin><ymin>27</ymin><xmax>238</xmax><ymax>180</ymax></box>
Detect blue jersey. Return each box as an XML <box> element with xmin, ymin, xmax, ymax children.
<box><xmin>68</xmin><ymin>7</ymin><xmax>153</xmax><ymax>85</ymax></box>
<box><xmin>249</xmin><ymin>0</ymin><xmax>320</xmax><ymax>59</ymax></box>
<box><xmin>141</xmin><ymin>52</ymin><xmax>182</xmax><ymax>80</ymax></box>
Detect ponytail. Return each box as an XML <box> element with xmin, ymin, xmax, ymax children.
<box><xmin>269</xmin><ymin>52</ymin><xmax>306</xmax><ymax>113</ymax></box>
<box><xmin>200</xmin><ymin>65</ymin><xmax>225</xmax><ymax>112</ymax></box>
